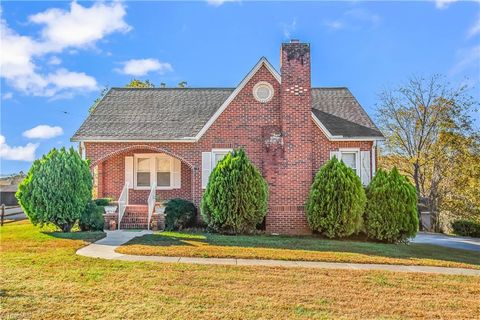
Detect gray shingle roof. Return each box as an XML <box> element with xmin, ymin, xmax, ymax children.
<box><xmin>311</xmin><ymin>88</ymin><xmax>383</xmax><ymax>138</ymax></box>
<box><xmin>72</xmin><ymin>87</ymin><xmax>383</xmax><ymax>141</ymax></box>
<box><xmin>72</xmin><ymin>88</ymin><xmax>234</xmax><ymax>141</ymax></box>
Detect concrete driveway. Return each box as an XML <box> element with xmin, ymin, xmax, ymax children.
<box><xmin>412</xmin><ymin>232</ymin><xmax>480</xmax><ymax>252</ymax></box>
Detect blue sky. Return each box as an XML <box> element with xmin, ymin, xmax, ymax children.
<box><xmin>1</xmin><ymin>0</ymin><xmax>479</xmax><ymax>174</ymax></box>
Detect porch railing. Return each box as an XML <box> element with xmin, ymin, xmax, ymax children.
<box><xmin>147</xmin><ymin>183</ymin><xmax>156</xmax><ymax>230</ymax></box>
<box><xmin>117</xmin><ymin>182</ymin><xmax>129</xmax><ymax>230</ymax></box>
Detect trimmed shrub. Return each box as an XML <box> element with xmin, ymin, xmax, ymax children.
<box><xmin>79</xmin><ymin>201</ymin><xmax>105</xmax><ymax>231</ymax></box>
<box><xmin>201</xmin><ymin>149</ymin><xmax>268</xmax><ymax>234</ymax></box>
<box><xmin>93</xmin><ymin>198</ymin><xmax>111</xmax><ymax>206</ymax></box>
<box><xmin>164</xmin><ymin>198</ymin><xmax>196</xmax><ymax>231</ymax></box>
<box><xmin>364</xmin><ymin>168</ymin><xmax>418</xmax><ymax>243</ymax></box>
<box><xmin>306</xmin><ymin>156</ymin><xmax>366</xmax><ymax>238</ymax></box>
<box><xmin>16</xmin><ymin>147</ymin><xmax>92</xmax><ymax>232</ymax></box>
<box><xmin>451</xmin><ymin>219</ymin><xmax>480</xmax><ymax>237</ymax></box>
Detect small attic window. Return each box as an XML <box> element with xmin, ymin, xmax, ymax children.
<box><xmin>253</xmin><ymin>82</ymin><xmax>274</xmax><ymax>103</ymax></box>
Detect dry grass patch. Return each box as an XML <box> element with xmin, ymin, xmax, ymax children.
<box><xmin>117</xmin><ymin>231</ymin><xmax>480</xmax><ymax>269</ymax></box>
<box><xmin>1</xmin><ymin>221</ymin><xmax>480</xmax><ymax>319</ymax></box>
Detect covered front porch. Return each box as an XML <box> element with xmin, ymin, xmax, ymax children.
<box><xmin>90</xmin><ymin>146</ymin><xmax>195</xmax><ymax>230</ymax></box>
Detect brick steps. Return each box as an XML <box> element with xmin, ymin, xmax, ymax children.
<box><xmin>120</xmin><ymin>205</ymin><xmax>149</xmax><ymax>229</ymax></box>
<box><xmin>103</xmin><ymin>205</ymin><xmax>165</xmax><ymax>230</ymax></box>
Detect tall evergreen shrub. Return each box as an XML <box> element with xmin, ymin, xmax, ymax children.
<box><xmin>364</xmin><ymin>168</ymin><xmax>418</xmax><ymax>243</ymax></box>
<box><xmin>306</xmin><ymin>156</ymin><xmax>366</xmax><ymax>238</ymax></box>
<box><xmin>16</xmin><ymin>147</ymin><xmax>92</xmax><ymax>232</ymax></box>
<box><xmin>201</xmin><ymin>149</ymin><xmax>268</xmax><ymax>234</ymax></box>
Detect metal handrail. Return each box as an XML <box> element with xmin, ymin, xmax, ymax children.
<box><xmin>117</xmin><ymin>182</ymin><xmax>129</xmax><ymax>230</ymax></box>
<box><xmin>147</xmin><ymin>183</ymin><xmax>156</xmax><ymax>230</ymax></box>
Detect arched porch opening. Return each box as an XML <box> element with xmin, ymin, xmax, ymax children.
<box><xmin>91</xmin><ymin>145</ymin><xmax>195</xmax><ymax>206</ymax></box>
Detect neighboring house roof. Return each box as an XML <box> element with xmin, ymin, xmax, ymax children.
<box><xmin>0</xmin><ymin>184</ymin><xmax>18</xmax><ymax>192</ymax></box>
<box><xmin>72</xmin><ymin>74</ymin><xmax>383</xmax><ymax>142</ymax></box>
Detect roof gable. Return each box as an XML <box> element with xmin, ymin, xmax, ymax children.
<box><xmin>193</xmin><ymin>57</ymin><xmax>280</xmax><ymax>140</ymax></box>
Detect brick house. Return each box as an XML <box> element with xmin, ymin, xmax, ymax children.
<box><xmin>72</xmin><ymin>40</ymin><xmax>384</xmax><ymax>234</ymax></box>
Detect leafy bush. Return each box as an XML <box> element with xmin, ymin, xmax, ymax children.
<box><xmin>164</xmin><ymin>198</ymin><xmax>196</xmax><ymax>231</ymax></box>
<box><xmin>306</xmin><ymin>156</ymin><xmax>366</xmax><ymax>238</ymax></box>
<box><xmin>79</xmin><ymin>201</ymin><xmax>105</xmax><ymax>231</ymax></box>
<box><xmin>16</xmin><ymin>147</ymin><xmax>92</xmax><ymax>232</ymax></box>
<box><xmin>451</xmin><ymin>219</ymin><xmax>480</xmax><ymax>237</ymax></box>
<box><xmin>93</xmin><ymin>198</ymin><xmax>111</xmax><ymax>206</ymax></box>
<box><xmin>364</xmin><ymin>168</ymin><xmax>418</xmax><ymax>243</ymax></box>
<box><xmin>201</xmin><ymin>149</ymin><xmax>268</xmax><ymax>234</ymax></box>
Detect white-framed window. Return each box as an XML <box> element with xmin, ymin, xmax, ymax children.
<box><xmin>331</xmin><ymin>148</ymin><xmax>371</xmax><ymax>185</ymax></box>
<box><xmin>136</xmin><ymin>157</ymin><xmax>151</xmax><ymax>187</ymax></box>
<box><xmin>156</xmin><ymin>157</ymin><xmax>171</xmax><ymax>187</ymax></box>
<box><xmin>134</xmin><ymin>154</ymin><xmax>176</xmax><ymax>190</ymax></box>
<box><xmin>202</xmin><ymin>149</ymin><xmax>232</xmax><ymax>189</ymax></box>
<box><xmin>212</xmin><ymin>149</ymin><xmax>231</xmax><ymax>169</ymax></box>
<box><xmin>341</xmin><ymin>151</ymin><xmax>358</xmax><ymax>174</ymax></box>
<box><xmin>331</xmin><ymin>148</ymin><xmax>360</xmax><ymax>175</ymax></box>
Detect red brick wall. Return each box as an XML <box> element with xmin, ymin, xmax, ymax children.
<box><xmin>311</xmin><ymin>127</ymin><xmax>373</xmax><ymax>174</ymax></box>
<box><xmin>84</xmin><ymin>46</ymin><xmax>376</xmax><ymax>235</ymax></box>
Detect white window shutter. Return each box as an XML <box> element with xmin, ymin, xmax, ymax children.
<box><xmin>330</xmin><ymin>151</ymin><xmax>341</xmax><ymax>160</ymax></box>
<box><xmin>360</xmin><ymin>151</ymin><xmax>371</xmax><ymax>185</ymax></box>
<box><xmin>172</xmin><ymin>158</ymin><xmax>181</xmax><ymax>189</ymax></box>
<box><xmin>202</xmin><ymin>152</ymin><xmax>212</xmax><ymax>189</ymax></box>
<box><xmin>125</xmin><ymin>156</ymin><xmax>134</xmax><ymax>188</ymax></box>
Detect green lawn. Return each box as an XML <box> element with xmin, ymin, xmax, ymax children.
<box><xmin>117</xmin><ymin>231</ymin><xmax>480</xmax><ymax>269</ymax></box>
<box><xmin>2</xmin><ymin>221</ymin><xmax>480</xmax><ymax>319</ymax></box>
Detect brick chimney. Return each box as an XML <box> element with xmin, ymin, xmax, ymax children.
<box><xmin>265</xmin><ymin>40</ymin><xmax>313</xmax><ymax>235</ymax></box>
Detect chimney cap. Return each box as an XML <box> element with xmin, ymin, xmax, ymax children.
<box><xmin>290</xmin><ymin>39</ymin><xmax>300</xmax><ymax>43</ymax></box>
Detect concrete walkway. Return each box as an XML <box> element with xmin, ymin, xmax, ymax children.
<box><xmin>76</xmin><ymin>230</ymin><xmax>480</xmax><ymax>276</ymax></box>
<box><xmin>412</xmin><ymin>232</ymin><xmax>480</xmax><ymax>252</ymax></box>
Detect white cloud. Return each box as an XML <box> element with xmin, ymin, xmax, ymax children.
<box><xmin>0</xmin><ymin>135</ymin><xmax>38</xmax><ymax>161</ymax></box>
<box><xmin>450</xmin><ymin>45</ymin><xmax>480</xmax><ymax>75</ymax></box>
<box><xmin>47</xmin><ymin>69</ymin><xmax>98</xmax><ymax>91</ymax></box>
<box><xmin>29</xmin><ymin>1</ymin><xmax>131</xmax><ymax>51</ymax></box>
<box><xmin>23</xmin><ymin>125</ymin><xmax>64</xmax><ymax>139</ymax></box>
<box><xmin>435</xmin><ymin>0</ymin><xmax>480</xmax><ymax>9</ymax></box>
<box><xmin>324</xmin><ymin>8</ymin><xmax>380</xmax><ymax>31</ymax></box>
<box><xmin>282</xmin><ymin>18</ymin><xmax>297</xmax><ymax>39</ymax></box>
<box><xmin>0</xmin><ymin>1</ymin><xmax>130</xmax><ymax>97</ymax></box>
<box><xmin>206</xmin><ymin>0</ymin><xmax>239</xmax><ymax>7</ymax></box>
<box><xmin>48</xmin><ymin>56</ymin><xmax>62</xmax><ymax>65</ymax></box>
<box><xmin>467</xmin><ymin>15</ymin><xmax>480</xmax><ymax>38</ymax></box>
<box><xmin>117</xmin><ymin>59</ymin><xmax>173</xmax><ymax>76</ymax></box>
<box><xmin>323</xmin><ymin>20</ymin><xmax>344</xmax><ymax>30</ymax></box>
<box><xmin>2</xmin><ymin>92</ymin><xmax>13</xmax><ymax>100</ymax></box>
<box><xmin>435</xmin><ymin>0</ymin><xmax>458</xmax><ymax>9</ymax></box>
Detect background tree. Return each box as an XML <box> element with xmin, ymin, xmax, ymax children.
<box><xmin>377</xmin><ymin>75</ymin><xmax>478</xmax><ymax>230</ymax></box>
<box><xmin>126</xmin><ymin>79</ymin><xmax>155</xmax><ymax>88</ymax></box>
<box><xmin>89</xmin><ymin>85</ymin><xmax>109</xmax><ymax>113</ymax></box>
<box><xmin>16</xmin><ymin>147</ymin><xmax>92</xmax><ymax>232</ymax></box>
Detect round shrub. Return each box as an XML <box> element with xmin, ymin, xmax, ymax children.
<box><xmin>93</xmin><ymin>198</ymin><xmax>112</xmax><ymax>206</ymax></box>
<box><xmin>79</xmin><ymin>201</ymin><xmax>105</xmax><ymax>231</ymax></box>
<box><xmin>364</xmin><ymin>168</ymin><xmax>418</xmax><ymax>243</ymax></box>
<box><xmin>16</xmin><ymin>147</ymin><xmax>92</xmax><ymax>232</ymax></box>
<box><xmin>306</xmin><ymin>156</ymin><xmax>366</xmax><ymax>238</ymax></box>
<box><xmin>201</xmin><ymin>149</ymin><xmax>268</xmax><ymax>234</ymax></box>
<box><xmin>451</xmin><ymin>219</ymin><xmax>480</xmax><ymax>237</ymax></box>
<box><xmin>165</xmin><ymin>198</ymin><xmax>196</xmax><ymax>231</ymax></box>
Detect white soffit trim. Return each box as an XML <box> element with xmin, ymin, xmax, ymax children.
<box><xmin>311</xmin><ymin>113</ymin><xmax>385</xmax><ymax>142</ymax></box>
<box><xmin>194</xmin><ymin>57</ymin><xmax>281</xmax><ymax>141</ymax></box>
<box><xmin>72</xmin><ymin>139</ymin><xmax>197</xmax><ymax>143</ymax></box>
